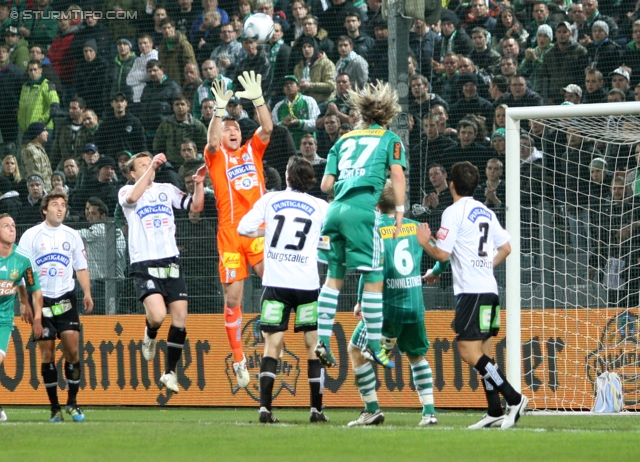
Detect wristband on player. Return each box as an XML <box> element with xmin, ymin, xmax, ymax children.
<box><xmin>395</xmin><ymin>205</ymin><xmax>405</xmax><ymax>213</ymax></box>
<box><xmin>215</xmin><ymin>108</ymin><xmax>226</xmax><ymax>117</ymax></box>
<box><xmin>252</xmin><ymin>96</ymin><xmax>265</xmax><ymax>107</ymax></box>
<box><xmin>431</xmin><ymin>260</ymin><xmax>444</xmax><ymax>276</ymax></box>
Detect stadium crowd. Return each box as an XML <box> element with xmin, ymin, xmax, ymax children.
<box><xmin>1</xmin><ymin>0</ymin><xmax>640</xmax><ymax>311</ymax></box>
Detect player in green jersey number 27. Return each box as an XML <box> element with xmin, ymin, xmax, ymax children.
<box><xmin>0</xmin><ymin>214</ymin><xmax>43</xmax><ymax>422</ymax></box>
<box><xmin>316</xmin><ymin>81</ymin><xmax>407</xmax><ymax>370</ymax></box>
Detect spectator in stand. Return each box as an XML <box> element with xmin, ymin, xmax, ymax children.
<box><xmin>290</xmin><ymin>15</ymin><xmax>335</xmax><ymax>74</ymax></box>
<box><xmin>466</xmin><ymin>0</ymin><xmax>497</xmax><ymax>34</ymax></box>
<box><xmin>458</xmin><ymin>56</ymin><xmax>491</xmax><ymax>99</ymax></box>
<box><xmin>209</xmin><ymin>22</ymin><xmax>244</xmax><ymax>79</ymax></box>
<box><xmin>610</xmin><ymin>67</ymin><xmax>634</xmax><ymax>100</ymax></box>
<box><xmin>500</xmin><ymin>37</ymin><xmax>524</xmax><ymax>62</ymax></box>
<box><xmin>578</xmin><ymin>0</ymin><xmax>618</xmax><ymax>44</ymax></box>
<box><xmin>489</xmin><ymin>75</ymin><xmax>509</xmax><ymax>102</ymax></box>
<box><xmin>140</xmin><ymin>59</ymin><xmax>182</xmax><ymax>138</ymax></box>
<box><xmin>95</xmin><ymin>91</ymin><xmax>147</xmax><ymax>159</ymax></box>
<box><xmin>6</xmin><ymin>26</ymin><xmax>28</xmax><ymax>70</ymax></box>
<box><xmin>149</xmin><ymin>7</ymin><xmax>168</xmax><ymax>46</ymax></box>
<box><xmin>192</xmin><ymin>10</ymin><xmax>223</xmax><ymax>63</ymax></box>
<box><xmin>527</xmin><ymin>3</ymin><xmax>557</xmax><ymax>41</ymax></box>
<box><xmin>102</xmin><ymin>0</ymin><xmax>140</xmax><ymax>43</ymax></box>
<box><xmin>420</xmin><ymin>164</ymin><xmax>453</xmax><ymax>232</ymax></box>
<box><xmin>570</xmin><ymin>3</ymin><xmax>587</xmax><ymax>42</ymax></box>
<box><xmin>47</xmin><ymin>13</ymin><xmax>82</xmax><ymax>94</ymax></box>
<box><xmin>193</xmin><ymin>59</ymin><xmax>232</xmax><ymax>119</ymax></box>
<box><xmin>408</xmin><ymin>74</ymin><xmax>448</xmax><ymax>129</ymax></box>
<box><xmin>519</xmin><ymin>25</ymin><xmax>554</xmax><ymax>93</ymax></box>
<box><xmin>492</xmin><ymin>8</ymin><xmax>528</xmax><ymax>51</ymax></box>
<box><xmin>265</xmin><ymin>21</ymin><xmax>291</xmax><ymax>104</ymax></box>
<box><xmin>434</xmin><ymin>9</ymin><xmax>473</xmax><ymax>60</ymax></box>
<box><xmin>540</xmin><ymin>21</ymin><xmax>589</xmax><ymax>104</ymax></box>
<box><xmin>449</xmin><ymin>73</ymin><xmax>494</xmax><ymax>127</ymax></box>
<box><xmin>200</xmin><ymin>98</ymin><xmax>214</xmax><ymax>126</ymax></box>
<box><xmin>73</xmin><ymin>39</ymin><xmax>108</xmax><ymax>113</ymax></box>
<box><xmin>442</xmin><ymin>118</ymin><xmax>490</xmax><ymax>172</ymax></box>
<box><xmin>255</xmin><ymin>0</ymin><xmax>291</xmax><ymax>39</ymax></box>
<box><xmin>297</xmin><ymin>132</ymin><xmax>326</xmax><ymax>199</ymax></box>
<box><xmin>316</xmin><ymin>72</ymin><xmax>352</xmax><ymax>129</ymax></box>
<box><xmin>271</xmin><ymin>75</ymin><xmax>319</xmax><ymax>147</ymax></box>
<box><xmin>316</xmin><ymin>112</ymin><xmax>340</xmax><ymax>158</ymax></box>
<box><xmin>563</xmin><ymin>84</ymin><xmax>582</xmax><ymax>104</ymax></box>
<box><xmin>432</xmin><ymin>53</ymin><xmax>461</xmax><ymax>104</ymax></box>
<box><xmin>318</xmin><ymin>0</ymin><xmax>358</xmax><ymax>43</ymax></box>
<box><xmin>586</xmin><ymin>20</ymin><xmax>622</xmax><ymax>81</ymax></box>
<box><xmin>635</xmin><ymin>82</ymin><xmax>640</xmax><ymax>101</ymax></box>
<box><xmin>51</xmin><ymin>170</ymin><xmax>68</xmax><ymax>195</ymax></box>
<box><xmin>260</xmin><ymin>103</ymin><xmax>298</xmax><ymax>181</ymax></box>
<box><xmin>489</xmin><ymin>128</ymin><xmax>506</xmax><ymax>157</ymax></box>
<box><xmin>334</xmin><ymin>36</ymin><xmax>368</xmax><ymax>90</ymax></box>
<box><xmin>104</xmin><ymin>37</ymin><xmax>135</xmax><ymax>112</ymax></box>
<box><xmin>0</xmin><ymin>2</ymin><xmax>11</xmax><ymax>36</ymax></box>
<box><xmin>583</xmin><ymin>68</ymin><xmax>607</xmax><ymax>103</ymax></box>
<box><xmin>0</xmin><ymin>43</ymin><xmax>24</xmax><ymax>145</ymax></box>
<box><xmin>17</xmin><ymin>174</ymin><xmax>47</xmax><ymax>227</ymax></box>
<box><xmin>19</xmin><ymin>0</ymin><xmax>57</xmax><ymax>50</ymax></box>
<box><xmin>225</xmin><ymin>97</ymin><xmax>259</xmax><ymax>143</ymax></box>
<box><xmin>76</xmin><ymin>109</ymin><xmax>100</xmax><ymax>153</ymax></box>
<box><xmin>470</xmin><ymin>27</ymin><xmax>501</xmax><ymax>76</ymax></box>
<box><xmin>293</xmin><ymin>36</ymin><xmax>336</xmax><ymax>104</ymax></box>
<box><xmin>115</xmin><ymin>150</ymin><xmax>133</xmax><ymax>185</ymax></box>
<box><xmin>18</xmin><ymin>59</ymin><xmax>60</xmax><ymax>141</ymax></box>
<box><xmin>63</xmin><ymin>158</ymin><xmax>80</xmax><ymax>190</ymax></box>
<box><xmin>70</xmin><ymin>8</ymin><xmax>111</xmax><ymax>62</ymax></box>
<box><xmin>181</xmin><ymin>62</ymin><xmax>202</xmax><ymax>104</ymax></box>
<box><xmin>72</xmin><ymin>156</ymin><xmax>120</xmax><ymax>216</ymax></box>
<box><xmin>367</xmin><ymin>17</ymin><xmax>388</xmax><ymax>83</ymax></box>
<box><xmin>342</xmin><ymin>11</ymin><xmax>374</xmax><ymax>60</ymax></box>
<box><xmin>1</xmin><ymin>155</ymin><xmax>27</xmax><ymax>200</ymax></box>
<box><xmin>126</xmin><ymin>34</ymin><xmax>158</xmax><ymax>113</ymax></box>
<box><xmin>497</xmin><ymin>74</ymin><xmax>543</xmax><ymax>114</ymax></box>
<box><xmin>408</xmin><ymin>19</ymin><xmax>436</xmax><ymax>77</ymax></box>
<box><xmin>191</xmin><ymin>0</ymin><xmax>229</xmax><ymax>43</ymax></box>
<box><xmin>50</xmin><ymin>97</ymin><xmax>86</xmax><ymax>170</ymax></box>
<box><xmin>75</xmin><ymin>143</ymin><xmax>101</xmax><ymax>191</ymax></box>
<box><xmin>176</xmin><ymin>140</ymin><xmax>204</xmax><ymax>179</ymax></box>
<box><xmin>22</xmin><ymin>122</ymin><xmax>53</xmax><ymax>190</ymax></box>
<box><xmin>173</xmin><ymin>0</ymin><xmax>199</xmax><ymax>37</ymax></box>
<box><xmin>285</xmin><ymin>0</ymin><xmax>307</xmax><ymax>45</ymax></box>
<box><xmin>158</xmin><ymin>18</ymin><xmax>197</xmax><ymax>87</ymax></box>
<box><xmin>498</xmin><ymin>56</ymin><xmax>518</xmax><ymax>81</ymax></box>
<box><xmin>234</xmin><ymin>37</ymin><xmax>272</xmax><ymax>98</ymax></box>
<box><xmin>607</xmin><ymin>88</ymin><xmax>626</xmax><ymax>102</ymax></box>
<box><xmin>153</xmin><ymin>94</ymin><xmax>208</xmax><ymax>166</ymax></box>
<box><xmin>493</xmin><ymin>103</ymin><xmax>507</xmax><ymax>131</ymax></box>
<box><xmin>623</xmin><ymin>20</ymin><xmax>640</xmax><ymax>84</ymax></box>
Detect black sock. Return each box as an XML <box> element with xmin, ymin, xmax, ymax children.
<box><xmin>166</xmin><ymin>325</ymin><xmax>186</xmax><ymax>373</ymax></box>
<box><xmin>475</xmin><ymin>355</ymin><xmax>521</xmax><ymax>406</ymax></box>
<box><xmin>41</xmin><ymin>362</ymin><xmax>59</xmax><ymax>409</ymax></box>
<box><xmin>260</xmin><ymin>356</ymin><xmax>278</xmax><ymax>410</ymax></box>
<box><xmin>64</xmin><ymin>362</ymin><xmax>81</xmax><ymax>406</ymax></box>
<box><xmin>308</xmin><ymin>359</ymin><xmax>323</xmax><ymax>411</ymax></box>
<box><xmin>146</xmin><ymin>318</ymin><xmax>160</xmax><ymax>339</ymax></box>
<box><xmin>481</xmin><ymin>377</ymin><xmax>503</xmax><ymax>417</ymax></box>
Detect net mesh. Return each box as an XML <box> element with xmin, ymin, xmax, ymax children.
<box><xmin>518</xmin><ymin>113</ymin><xmax>640</xmax><ymax>411</ymax></box>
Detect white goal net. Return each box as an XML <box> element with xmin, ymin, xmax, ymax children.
<box><xmin>505</xmin><ymin>103</ymin><xmax>640</xmax><ymax>411</ymax></box>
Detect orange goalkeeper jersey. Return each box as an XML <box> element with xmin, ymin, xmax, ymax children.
<box><xmin>205</xmin><ymin>132</ymin><xmax>268</xmax><ymax>230</ymax></box>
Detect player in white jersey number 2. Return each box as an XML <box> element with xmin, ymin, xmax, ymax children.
<box><xmin>418</xmin><ymin>161</ymin><xmax>528</xmax><ymax>430</ymax></box>
<box><xmin>238</xmin><ymin>157</ymin><xmax>329</xmax><ymax>424</ymax></box>
<box><xmin>18</xmin><ymin>191</ymin><xmax>94</xmax><ymax>423</ymax></box>
<box><xmin>119</xmin><ymin>152</ymin><xmax>205</xmax><ymax>394</ymax></box>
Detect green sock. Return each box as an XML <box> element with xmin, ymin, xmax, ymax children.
<box><xmin>361</xmin><ymin>291</ymin><xmax>383</xmax><ymax>351</ymax></box>
<box><xmin>354</xmin><ymin>362</ymin><xmax>379</xmax><ymax>413</ymax></box>
<box><xmin>411</xmin><ymin>359</ymin><xmax>435</xmax><ymax>416</ymax></box>
<box><xmin>317</xmin><ymin>286</ymin><xmax>339</xmax><ymax>346</ymax></box>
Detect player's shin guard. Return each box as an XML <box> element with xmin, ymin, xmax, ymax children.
<box><xmin>354</xmin><ymin>362</ymin><xmax>379</xmax><ymax>413</ymax></box>
<box><xmin>224</xmin><ymin>305</ymin><xmax>244</xmax><ymax>362</ymax></box>
<box><xmin>475</xmin><ymin>355</ymin><xmax>521</xmax><ymax>406</ymax></box>
<box><xmin>64</xmin><ymin>362</ymin><xmax>81</xmax><ymax>406</ymax></box>
<box><xmin>308</xmin><ymin>359</ymin><xmax>324</xmax><ymax>411</ymax></box>
<box><xmin>410</xmin><ymin>359</ymin><xmax>435</xmax><ymax>415</ymax></box>
<box><xmin>361</xmin><ymin>292</ymin><xmax>383</xmax><ymax>351</ymax></box>
<box><xmin>146</xmin><ymin>318</ymin><xmax>160</xmax><ymax>339</ymax></box>
<box><xmin>166</xmin><ymin>326</ymin><xmax>187</xmax><ymax>373</ymax></box>
<box><xmin>42</xmin><ymin>362</ymin><xmax>60</xmax><ymax>408</ymax></box>
<box><xmin>317</xmin><ymin>287</ymin><xmax>339</xmax><ymax>346</ymax></box>
<box><xmin>259</xmin><ymin>356</ymin><xmax>278</xmax><ymax>410</ymax></box>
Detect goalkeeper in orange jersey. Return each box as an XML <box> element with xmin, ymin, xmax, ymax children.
<box><xmin>204</xmin><ymin>71</ymin><xmax>272</xmax><ymax>388</ymax></box>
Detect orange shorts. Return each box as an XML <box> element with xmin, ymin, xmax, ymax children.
<box><xmin>218</xmin><ymin>227</ymin><xmax>264</xmax><ymax>284</ymax></box>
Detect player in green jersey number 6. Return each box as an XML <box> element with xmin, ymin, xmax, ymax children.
<box><xmin>316</xmin><ymin>81</ymin><xmax>406</xmax><ymax>369</ymax></box>
<box><xmin>0</xmin><ymin>214</ymin><xmax>43</xmax><ymax>422</ymax></box>
<box><xmin>347</xmin><ymin>183</ymin><xmax>439</xmax><ymax>426</ymax></box>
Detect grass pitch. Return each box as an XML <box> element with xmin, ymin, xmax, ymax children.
<box><xmin>1</xmin><ymin>407</ymin><xmax>638</xmax><ymax>461</ymax></box>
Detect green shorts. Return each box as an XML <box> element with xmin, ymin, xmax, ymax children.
<box><xmin>0</xmin><ymin>324</ymin><xmax>13</xmax><ymax>356</ymax></box>
<box><xmin>318</xmin><ymin>200</ymin><xmax>384</xmax><ymax>282</ymax></box>
<box><xmin>350</xmin><ymin>316</ymin><xmax>429</xmax><ymax>358</ymax></box>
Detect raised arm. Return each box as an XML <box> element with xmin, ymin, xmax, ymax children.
<box><xmin>125</xmin><ymin>153</ymin><xmax>166</xmax><ymax>204</ymax></box>
<box><xmin>205</xmin><ymin>78</ymin><xmax>234</xmax><ymax>154</ymax></box>
<box><xmin>236</xmin><ymin>71</ymin><xmax>273</xmax><ymax>144</ymax></box>
<box><xmin>189</xmin><ymin>165</ymin><xmax>207</xmax><ymax>213</ymax></box>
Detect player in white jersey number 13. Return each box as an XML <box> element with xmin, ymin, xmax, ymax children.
<box><xmin>238</xmin><ymin>156</ymin><xmax>330</xmax><ymax>424</ymax></box>
<box><xmin>18</xmin><ymin>191</ymin><xmax>93</xmax><ymax>423</ymax></box>
<box><xmin>418</xmin><ymin>161</ymin><xmax>528</xmax><ymax>430</ymax></box>
<box><xmin>119</xmin><ymin>152</ymin><xmax>205</xmax><ymax>394</ymax></box>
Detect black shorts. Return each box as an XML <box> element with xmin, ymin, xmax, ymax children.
<box><xmin>259</xmin><ymin>286</ymin><xmax>319</xmax><ymax>333</ymax></box>
<box><xmin>130</xmin><ymin>257</ymin><xmax>188</xmax><ymax>304</ymax></box>
<box><xmin>454</xmin><ymin>293</ymin><xmax>501</xmax><ymax>341</ymax></box>
<box><xmin>40</xmin><ymin>291</ymin><xmax>80</xmax><ymax>341</ymax></box>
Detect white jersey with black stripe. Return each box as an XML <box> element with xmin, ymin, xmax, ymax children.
<box><xmin>18</xmin><ymin>223</ymin><xmax>88</xmax><ymax>298</ymax></box>
<box><xmin>119</xmin><ymin>182</ymin><xmax>192</xmax><ymax>264</ymax></box>
<box><xmin>238</xmin><ymin>188</ymin><xmax>329</xmax><ymax>290</ymax></box>
<box><xmin>435</xmin><ymin>196</ymin><xmax>510</xmax><ymax>296</ymax></box>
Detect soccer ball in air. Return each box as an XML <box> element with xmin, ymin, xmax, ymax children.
<box><xmin>242</xmin><ymin>13</ymin><xmax>275</xmax><ymax>43</ymax></box>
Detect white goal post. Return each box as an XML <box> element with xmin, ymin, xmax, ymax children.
<box><xmin>505</xmin><ymin>102</ymin><xmax>640</xmax><ymax>410</ymax></box>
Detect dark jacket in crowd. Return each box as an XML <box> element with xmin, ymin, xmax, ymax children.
<box><xmin>139</xmin><ymin>76</ymin><xmax>182</xmax><ymax>135</ymax></box>
<box><xmin>94</xmin><ymin>112</ymin><xmax>147</xmax><ymax>158</ymax></box>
